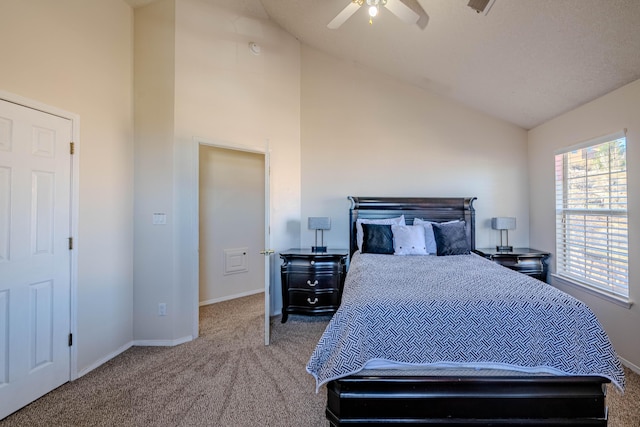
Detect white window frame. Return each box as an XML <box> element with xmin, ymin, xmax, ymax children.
<box><xmin>554</xmin><ymin>130</ymin><xmax>629</xmax><ymax>303</ymax></box>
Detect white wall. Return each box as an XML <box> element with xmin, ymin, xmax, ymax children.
<box><xmin>133</xmin><ymin>0</ymin><xmax>178</xmax><ymax>344</ymax></box>
<box><xmin>300</xmin><ymin>46</ymin><xmax>529</xmax><ymax>251</ymax></box>
<box><xmin>0</xmin><ymin>0</ymin><xmax>134</xmax><ymax>373</ymax></box>
<box><xmin>133</xmin><ymin>0</ymin><xmax>301</xmax><ymax>341</ymax></box>
<box><xmin>173</xmin><ymin>0</ymin><xmax>301</xmax><ymax>319</ymax></box>
<box><xmin>528</xmin><ymin>79</ymin><xmax>640</xmax><ymax>371</ymax></box>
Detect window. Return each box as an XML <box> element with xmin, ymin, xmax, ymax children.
<box><xmin>554</xmin><ymin>131</ymin><xmax>628</xmax><ymax>300</ymax></box>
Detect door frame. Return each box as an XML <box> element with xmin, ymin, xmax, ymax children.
<box><xmin>191</xmin><ymin>136</ymin><xmax>271</xmax><ymax>343</ymax></box>
<box><xmin>0</xmin><ymin>90</ymin><xmax>80</xmax><ymax>380</ymax></box>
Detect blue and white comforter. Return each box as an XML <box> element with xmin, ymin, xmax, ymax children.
<box><xmin>306</xmin><ymin>252</ymin><xmax>625</xmax><ymax>391</ymax></box>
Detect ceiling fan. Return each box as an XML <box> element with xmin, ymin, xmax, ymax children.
<box><xmin>327</xmin><ymin>0</ymin><xmax>421</xmax><ymax>29</ymax></box>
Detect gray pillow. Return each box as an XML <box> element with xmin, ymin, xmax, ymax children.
<box><xmin>413</xmin><ymin>218</ymin><xmax>460</xmax><ymax>254</ymax></box>
<box><xmin>432</xmin><ymin>221</ymin><xmax>470</xmax><ymax>256</ymax></box>
<box><xmin>361</xmin><ymin>223</ymin><xmax>394</xmax><ymax>254</ymax></box>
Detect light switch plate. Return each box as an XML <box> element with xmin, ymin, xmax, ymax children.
<box><xmin>152</xmin><ymin>213</ymin><xmax>167</xmax><ymax>225</ymax></box>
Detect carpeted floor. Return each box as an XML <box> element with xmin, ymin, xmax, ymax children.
<box><xmin>1</xmin><ymin>293</ymin><xmax>639</xmax><ymax>426</ymax></box>
<box><xmin>1</xmin><ymin>293</ymin><xmax>328</xmax><ymax>426</ymax></box>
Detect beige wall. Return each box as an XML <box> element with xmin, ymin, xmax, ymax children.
<box><xmin>133</xmin><ymin>0</ymin><xmax>301</xmax><ymax>341</ymax></box>
<box><xmin>133</xmin><ymin>0</ymin><xmax>178</xmax><ymax>344</ymax></box>
<box><xmin>0</xmin><ymin>0</ymin><xmax>134</xmax><ymax>373</ymax></box>
<box><xmin>300</xmin><ymin>46</ymin><xmax>529</xmax><ymax>251</ymax></box>
<box><xmin>528</xmin><ymin>79</ymin><xmax>640</xmax><ymax>371</ymax></box>
<box><xmin>173</xmin><ymin>0</ymin><xmax>301</xmax><ymax>319</ymax></box>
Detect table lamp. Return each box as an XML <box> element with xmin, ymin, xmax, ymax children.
<box><xmin>491</xmin><ymin>217</ymin><xmax>516</xmax><ymax>252</ymax></box>
<box><xmin>308</xmin><ymin>217</ymin><xmax>330</xmax><ymax>252</ymax></box>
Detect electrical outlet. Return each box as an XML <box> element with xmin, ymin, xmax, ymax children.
<box><xmin>158</xmin><ymin>303</ymin><xmax>167</xmax><ymax>316</ymax></box>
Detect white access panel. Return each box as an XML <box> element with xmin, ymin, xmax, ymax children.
<box><xmin>224</xmin><ymin>247</ymin><xmax>249</xmax><ymax>275</ymax></box>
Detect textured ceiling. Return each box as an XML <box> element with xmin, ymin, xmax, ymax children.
<box><xmin>127</xmin><ymin>0</ymin><xmax>640</xmax><ymax>130</ymax></box>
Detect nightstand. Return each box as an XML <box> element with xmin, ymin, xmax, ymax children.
<box><xmin>279</xmin><ymin>249</ymin><xmax>348</xmax><ymax>323</ymax></box>
<box><xmin>474</xmin><ymin>248</ymin><xmax>550</xmax><ymax>282</ymax></box>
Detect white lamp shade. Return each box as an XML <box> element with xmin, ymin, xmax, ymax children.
<box><xmin>308</xmin><ymin>217</ymin><xmax>331</xmax><ymax>230</ymax></box>
<box><xmin>491</xmin><ymin>217</ymin><xmax>516</xmax><ymax>230</ymax></box>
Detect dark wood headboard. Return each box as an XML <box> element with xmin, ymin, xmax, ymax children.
<box><xmin>348</xmin><ymin>197</ymin><xmax>477</xmax><ymax>258</ymax></box>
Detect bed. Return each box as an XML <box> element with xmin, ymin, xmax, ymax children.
<box><xmin>306</xmin><ymin>197</ymin><xmax>625</xmax><ymax>426</ymax></box>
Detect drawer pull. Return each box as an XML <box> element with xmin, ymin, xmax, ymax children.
<box><xmin>307</xmin><ymin>280</ymin><xmax>318</xmax><ymax>287</ymax></box>
<box><xmin>307</xmin><ymin>297</ymin><xmax>318</xmax><ymax>305</ymax></box>
<box><xmin>310</xmin><ymin>260</ymin><xmax>315</xmax><ymax>265</ymax></box>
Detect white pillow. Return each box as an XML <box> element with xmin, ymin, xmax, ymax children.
<box><xmin>413</xmin><ymin>218</ymin><xmax>460</xmax><ymax>254</ymax></box>
<box><xmin>391</xmin><ymin>225</ymin><xmax>427</xmax><ymax>255</ymax></box>
<box><xmin>356</xmin><ymin>215</ymin><xmax>405</xmax><ymax>251</ymax></box>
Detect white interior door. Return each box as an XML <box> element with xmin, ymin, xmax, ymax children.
<box><xmin>0</xmin><ymin>99</ymin><xmax>72</xmax><ymax>419</ymax></box>
<box><xmin>263</xmin><ymin>152</ymin><xmax>271</xmax><ymax>345</ymax></box>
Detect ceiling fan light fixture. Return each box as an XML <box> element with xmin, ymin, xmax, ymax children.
<box><xmin>329</xmin><ymin>0</ymin><xmax>416</xmax><ymax>29</ymax></box>
<box><xmin>365</xmin><ymin>0</ymin><xmax>385</xmax><ymax>24</ymax></box>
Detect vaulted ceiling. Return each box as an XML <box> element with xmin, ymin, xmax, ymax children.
<box><xmin>127</xmin><ymin>0</ymin><xmax>640</xmax><ymax>130</ymax></box>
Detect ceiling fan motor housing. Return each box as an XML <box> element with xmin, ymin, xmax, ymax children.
<box><xmin>468</xmin><ymin>0</ymin><xmax>491</xmax><ymax>13</ymax></box>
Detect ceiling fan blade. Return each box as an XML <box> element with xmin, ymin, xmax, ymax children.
<box><xmin>385</xmin><ymin>0</ymin><xmax>419</xmax><ymax>25</ymax></box>
<box><xmin>327</xmin><ymin>2</ymin><xmax>361</xmax><ymax>29</ymax></box>
<box><xmin>415</xmin><ymin>0</ymin><xmax>430</xmax><ymax>29</ymax></box>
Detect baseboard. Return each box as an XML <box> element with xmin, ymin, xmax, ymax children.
<box><xmin>620</xmin><ymin>356</ymin><xmax>640</xmax><ymax>375</ymax></box>
<box><xmin>132</xmin><ymin>335</ymin><xmax>194</xmax><ymax>347</ymax></box>
<box><xmin>199</xmin><ymin>288</ymin><xmax>263</xmax><ymax>306</ymax></box>
<box><xmin>75</xmin><ymin>290</ymin><xmax>274</xmax><ymax>380</ymax></box>
<box><xmin>76</xmin><ymin>341</ymin><xmax>133</xmax><ymax>379</ymax></box>
<box><xmin>75</xmin><ymin>334</ymin><xmax>195</xmax><ymax>380</ymax></box>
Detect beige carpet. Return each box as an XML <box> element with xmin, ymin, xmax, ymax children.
<box><xmin>1</xmin><ymin>293</ymin><xmax>639</xmax><ymax>426</ymax></box>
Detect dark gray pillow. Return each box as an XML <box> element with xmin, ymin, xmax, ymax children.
<box><xmin>432</xmin><ymin>221</ymin><xmax>470</xmax><ymax>256</ymax></box>
<box><xmin>361</xmin><ymin>223</ymin><xmax>394</xmax><ymax>254</ymax></box>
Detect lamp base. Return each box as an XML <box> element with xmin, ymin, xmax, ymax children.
<box><xmin>496</xmin><ymin>245</ymin><xmax>513</xmax><ymax>252</ymax></box>
<box><xmin>311</xmin><ymin>246</ymin><xmax>327</xmax><ymax>253</ymax></box>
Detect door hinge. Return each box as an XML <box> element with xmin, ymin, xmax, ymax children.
<box><xmin>68</xmin><ymin>333</ymin><xmax>73</xmax><ymax>346</ymax></box>
<box><xmin>70</xmin><ymin>142</ymin><xmax>75</xmax><ymax>155</ymax></box>
<box><xmin>68</xmin><ymin>237</ymin><xmax>73</xmax><ymax>250</ymax></box>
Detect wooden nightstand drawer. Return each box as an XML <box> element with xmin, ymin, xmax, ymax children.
<box><xmin>497</xmin><ymin>256</ymin><xmax>544</xmax><ymax>276</ymax></box>
<box><xmin>474</xmin><ymin>248</ymin><xmax>550</xmax><ymax>282</ymax></box>
<box><xmin>288</xmin><ymin>290</ymin><xmax>340</xmax><ymax>310</ymax></box>
<box><xmin>285</xmin><ymin>256</ymin><xmax>343</xmax><ymax>270</ymax></box>
<box><xmin>286</xmin><ymin>272</ymin><xmax>340</xmax><ymax>291</ymax></box>
<box><xmin>280</xmin><ymin>249</ymin><xmax>348</xmax><ymax>323</ymax></box>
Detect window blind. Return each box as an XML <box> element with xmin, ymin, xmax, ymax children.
<box><xmin>554</xmin><ymin>132</ymin><xmax>628</xmax><ymax>299</ymax></box>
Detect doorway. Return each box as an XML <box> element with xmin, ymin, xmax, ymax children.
<box><xmin>197</xmin><ymin>142</ymin><xmax>270</xmax><ymax>344</ymax></box>
<box><xmin>199</xmin><ymin>145</ymin><xmax>265</xmax><ymax>303</ymax></box>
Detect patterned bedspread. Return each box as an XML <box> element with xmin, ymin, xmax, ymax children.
<box><xmin>306</xmin><ymin>252</ymin><xmax>625</xmax><ymax>391</ymax></box>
